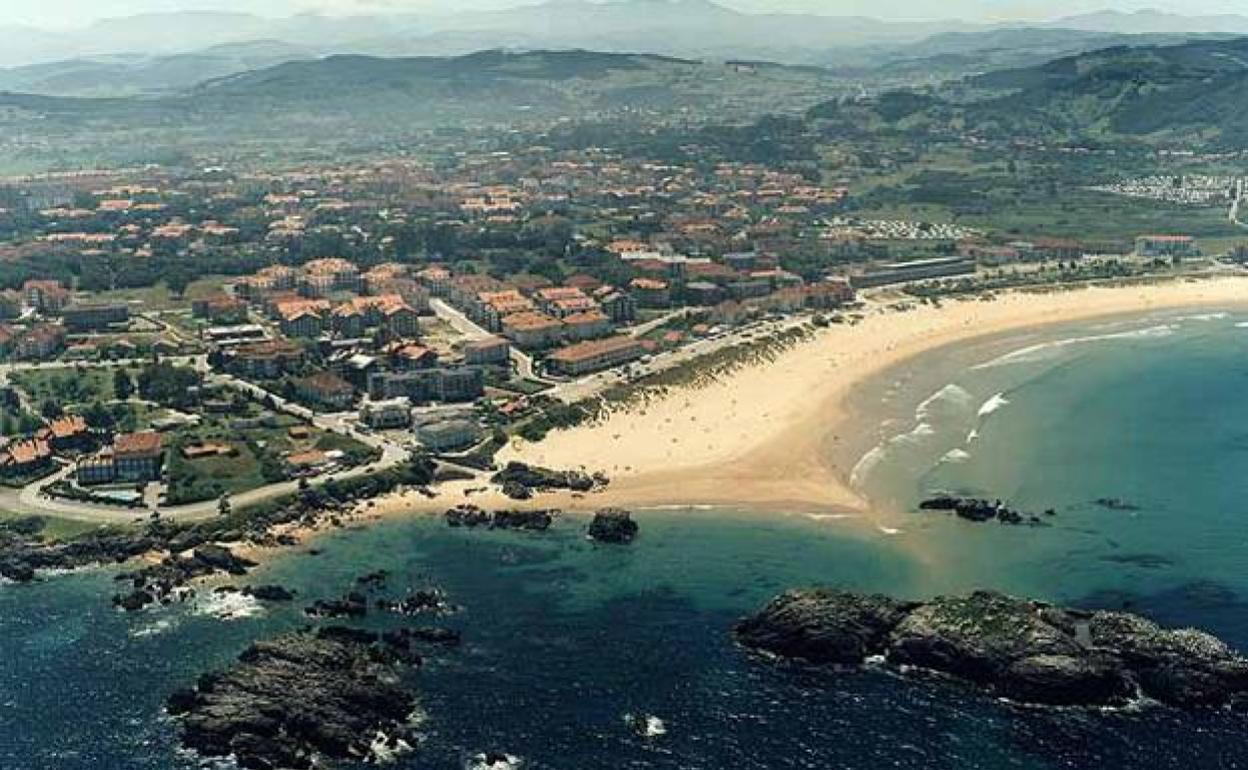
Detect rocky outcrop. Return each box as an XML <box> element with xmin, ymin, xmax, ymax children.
<box><xmin>736</xmin><ymin>589</ymin><xmax>1248</xmax><ymax>708</ymax></box>
<box><xmin>491</xmin><ymin>462</ymin><xmax>600</xmax><ymax>497</ymax></box>
<box><xmin>167</xmin><ymin>629</ymin><xmax>421</xmax><ymax>769</ymax></box>
<box><xmin>377</xmin><ymin>587</ymin><xmax>457</xmax><ymax>617</ymax></box>
<box><xmin>587</xmin><ymin>508</ymin><xmax>639</xmax><ymax>544</ymax></box>
<box><xmin>444</xmin><ymin>504</ymin><xmax>556</xmax><ymax>531</ymax></box>
<box><xmin>111</xmin><ymin>545</ymin><xmax>259</xmax><ymax>612</ymax></box>
<box><xmin>918</xmin><ymin>496</ymin><xmax>1052</xmax><ymax>525</ymax></box>
<box><xmin>306</xmin><ymin>591</ymin><xmax>369</xmax><ymax>618</ymax></box>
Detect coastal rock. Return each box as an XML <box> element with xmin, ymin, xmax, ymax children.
<box><xmin>444</xmin><ymin>505</ymin><xmax>555</xmax><ymax>531</ymax></box>
<box><xmin>377</xmin><ymin>587</ymin><xmax>456</xmax><ymax>617</ymax></box>
<box><xmin>918</xmin><ymin>496</ymin><xmax>1045</xmax><ymax>526</ymax></box>
<box><xmin>168</xmin><ymin>630</ymin><xmax>419</xmax><ymax>770</ymax></box>
<box><xmin>244</xmin><ymin>584</ymin><xmax>296</xmax><ymax>602</ymax></box>
<box><xmin>588</xmin><ymin>508</ymin><xmax>639</xmax><ymax>544</ymax></box>
<box><xmin>734</xmin><ymin>589</ymin><xmax>914</xmax><ymax>665</ymax></box>
<box><xmin>491</xmin><ymin>462</ymin><xmax>596</xmax><ymax>494</ymax></box>
<box><xmin>306</xmin><ymin>592</ymin><xmax>369</xmax><ymax>618</ymax></box>
<box><xmin>736</xmin><ymin>588</ymin><xmax>1248</xmax><ymax>708</ymax></box>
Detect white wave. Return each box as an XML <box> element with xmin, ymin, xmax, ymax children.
<box><xmin>368</xmin><ymin>730</ymin><xmax>415</xmax><ymax>764</ymax></box>
<box><xmin>976</xmin><ymin>393</ymin><xmax>1010</xmax><ymax>418</ymax></box>
<box><xmin>625</xmin><ymin>713</ymin><xmax>667</xmax><ymax>738</ymax></box>
<box><xmin>466</xmin><ymin>752</ymin><xmax>523</xmax><ymax>770</ymax></box>
<box><xmin>914</xmin><ymin>383</ymin><xmax>973</xmax><ymax>421</ymax></box>
<box><xmin>131</xmin><ymin>617</ymin><xmax>178</xmax><ymax>638</ymax></box>
<box><xmin>1236</xmin><ymin>321</ymin><xmax>1248</xmax><ymax>329</ymax></box>
<box><xmin>1174</xmin><ymin>311</ymin><xmax>1228</xmax><ymax>322</ymax></box>
<box><xmin>849</xmin><ymin>445</ymin><xmax>888</xmax><ymax>489</ymax></box>
<box><xmin>876</xmin><ymin>524</ymin><xmax>903</xmax><ymax>535</ymax></box>
<box><xmin>850</xmin><ymin>423</ymin><xmax>936</xmax><ymax>490</ymax></box>
<box><xmin>972</xmin><ymin>324</ymin><xmax>1177</xmax><ymax>369</ymax></box>
<box><xmin>802</xmin><ymin>513</ymin><xmax>855</xmax><ymax>523</ymax></box>
<box><xmin>191</xmin><ymin>591</ymin><xmax>265</xmax><ymax>621</ymax></box>
<box><xmin>940</xmin><ymin>448</ymin><xmax>972</xmax><ymax>464</ymax></box>
<box><xmin>966</xmin><ymin>429</ymin><xmax>980</xmax><ymax>443</ymax></box>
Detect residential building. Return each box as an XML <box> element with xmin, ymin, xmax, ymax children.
<box><xmin>1135</xmin><ymin>235</ymin><xmax>1199</xmax><ymax>258</ymax></box>
<box><xmin>463</xmin><ymin>336</ymin><xmax>510</xmax><ymax>366</ymax></box>
<box><xmin>192</xmin><ymin>294</ymin><xmax>249</xmax><ymax>324</ymax></box>
<box><xmin>61</xmin><ymin>303</ymin><xmax>130</xmax><ymax>331</ymax></box>
<box><xmin>295</xmin><ymin>371</ymin><xmax>356</xmax><ymax>410</ymax></box>
<box><xmin>547</xmin><ymin>335</ymin><xmax>645</xmax><ymax>376</ymax></box>
<box><xmin>629</xmin><ymin>278</ymin><xmax>670</xmax><ymax>308</ymax></box>
<box><xmin>114</xmin><ymin>431</ymin><xmax>164</xmax><ymax>482</ymax></box>
<box><xmin>501</xmin><ymin>311</ymin><xmax>564</xmax><ymax>350</ymax></box>
<box><xmin>223</xmin><ymin>340</ymin><xmax>305</xmax><ymax>379</ymax></box>
<box><xmin>415</xmin><ymin>418</ymin><xmax>482</xmax><ymax>452</ymax></box>
<box><xmin>0</xmin><ymin>438</ymin><xmax>52</xmax><ymax>477</ymax></box>
<box><xmin>360</xmin><ymin>398</ymin><xmax>412</xmax><ymax>429</ymax></box>
<box><xmin>366</xmin><ymin>367</ymin><xmax>484</xmax><ymax>403</ymax></box>
<box><xmin>15</xmin><ymin>324</ymin><xmax>66</xmax><ymax>361</ymax></box>
<box><xmin>562</xmin><ymin>310</ymin><xmax>612</xmax><ymax>341</ymax></box>
<box><xmin>23</xmin><ymin>279</ymin><xmax>70</xmax><ymax>313</ymax></box>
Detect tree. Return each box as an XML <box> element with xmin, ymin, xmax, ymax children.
<box><xmin>40</xmin><ymin>399</ymin><xmax>63</xmax><ymax>419</ymax></box>
<box><xmin>217</xmin><ymin>493</ymin><xmax>232</xmax><ymax>517</ymax></box>
<box><xmin>83</xmin><ymin>401</ymin><xmax>115</xmax><ymax>431</ymax></box>
<box><xmin>114</xmin><ymin>369</ymin><xmax>135</xmax><ymax>401</ymax></box>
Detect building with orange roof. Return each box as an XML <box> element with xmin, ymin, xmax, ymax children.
<box><xmin>547</xmin><ymin>335</ymin><xmax>645</xmax><ymax>376</ymax></box>
<box><xmin>501</xmin><ymin>311</ymin><xmax>564</xmax><ymax>350</ymax></box>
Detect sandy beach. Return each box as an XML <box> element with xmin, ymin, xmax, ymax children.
<box><xmin>466</xmin><ymin>276</ymin><xmax>1248</xmax><ymax>517</ymax></box>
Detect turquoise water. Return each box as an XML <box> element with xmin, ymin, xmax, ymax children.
<box><xmin>6</xmin><ymin>308</ymin><xmax>1248</xmax><ymax>768</ymax></box>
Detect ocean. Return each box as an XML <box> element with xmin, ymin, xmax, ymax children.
<box><xmin>6</xmin><ymin>307</ymin><xmax>1248</xmax><ymax>769</ymax></box>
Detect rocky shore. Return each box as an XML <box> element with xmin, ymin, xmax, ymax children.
<box><xmin>167</xmin><ymin>628</ymin><xmax>423</xmax><ymax>769</ymax></box>
<box><xmin>736</xmin><ymin>589</ymin><xmax>1248</xmax><ymax>708</ymax></box>
<box><xmin>491</xmin><ymin>461</ymin><xmax>605</xmax><ymax>500</ymax></box>
<box><xmin>444</xmin><ymin>504</ymin><xmax>557</xmax><ymax>531</ymax></box>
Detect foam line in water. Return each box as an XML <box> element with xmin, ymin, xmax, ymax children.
<box><xmin>977</xmin><ymin>393</ymin><xmax>1010</xmax><ymax>418</ymax></box>
<box><xmin>972</xmin><ymin>324</ymin><xmax>1178</xmax><ymax>369</ymax></box>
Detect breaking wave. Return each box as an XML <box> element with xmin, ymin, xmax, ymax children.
<box><xmin>972</xmin><ymin>324</ymin><xmax>1178</xmax><ymax>369</ymax></box>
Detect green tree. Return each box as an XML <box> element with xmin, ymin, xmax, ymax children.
<box><xmin>114</xmin><ymin>369</ymin><xmax>135</xmax><ymax>401</ymax></box>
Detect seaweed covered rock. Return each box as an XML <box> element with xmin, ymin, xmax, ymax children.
<box><xmin>736</xmin><ymin>588</ymin><xmax>1248</xmax><ymax>708</ymax></box>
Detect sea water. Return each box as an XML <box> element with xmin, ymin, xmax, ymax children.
<box><xmin>6</xmin><ymin>308</ymin><xmax>1248</xmax><ymax>769</ymax></box>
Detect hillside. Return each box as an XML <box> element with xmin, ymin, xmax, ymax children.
<box><xmin>964</xmin><ymin>37</ymin><xmax>1248</xmax><ymax>142</ymax></box>
<box><xmin>0</xmin><ymin>49</ymin><xmax>845</xmax><ymax>170</ymax></box>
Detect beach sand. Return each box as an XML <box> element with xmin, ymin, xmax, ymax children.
<box><xmin>474</xmin><ymin>277</ymin><xmax>1248</xmax><ymax>516</ymax></box>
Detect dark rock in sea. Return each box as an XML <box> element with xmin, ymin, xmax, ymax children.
<box><xmin>244</xmin><ymin>584</ymin><xmax>296</xmax><ymax>602</ymax></box>
<box><xmin>588</xmin><ymin>508</ymin><xmax>639</xmax><ymax>544</ymax></box>
<box><xmin>736</xmin><ymin>588</ymin><xmax>1248</xmax><ymax>708</ymax></box>
<box><xmin>446</xmin><ymin>504</ymin><xmax>492</xmax><ymax>527</ymax></box>
<box><xmin>355</xmin><ymin>570</ymin><xmax>389</xmax><ymax>589</ymax></box>
<box><xmin>168</xmin><ymin>630</ymin><xmax>419</xmax><ymax>770</ymax></box>
<box><xmin>918</xmin><ymin>496</ymin><xmax>1045</xmax><ymax>526</ymax></box>
<box><xmin>1095</xmin><ymin>497</ymin><xmax>1142</xmax><ymax>512</ymax></box>
<box><xmin>377</xmin><ymin>587</ymin><xmax>455</xmax><ymax>617</ymax></box>
<box><xmin>0</xmin><ymin>560</ymin><xmax>35</xmax><ymax>582</ymax></box>
<box><xmin>306</xmin><ymin>591</ymin><xmax>369</xmax><ymax>618</ymax></box>
<box><xmin>491</xmin><ymin>509</ymin><xmax>555</xmax><ymax>531</ymax></box>
<box><xmin>114</xmin><ymin>589</ymin><xmax>155</xmax><ymax>612</ymax></box>
<box><xmin>316</xmin><ymin>625</ymin><xmax>380</xmax><ymax>645</ymax></box>
<box><xmin>388</xmin><ymin>627</ymin><xmax>462</xmax><ymax>647</ymax></box>
<box><xmin>735</xmin><ymin>589</ymin><xmax>914</xmax><ymax>665</ymax></box>
<box><xmin>444</xmin><ymin>504</ymin><xmax>555</xmax><ymax>531</ymax></box>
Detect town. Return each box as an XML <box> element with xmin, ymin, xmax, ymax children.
<box><xmin>0</xmin><ymin>140</ymin><xmax>1234</xmax><ymax>522</ymax></box>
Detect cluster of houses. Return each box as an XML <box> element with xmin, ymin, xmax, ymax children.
<box><xmin>0</xmin><ymin>413</ymin><xmax>163</xmax><ymax>488</ymax></box>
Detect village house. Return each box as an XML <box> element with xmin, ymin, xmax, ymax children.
<box><xmin>415</xmin><ymin>418</ymin><xmax>482</xmax><ymax>452</ymax></box>
<box><xmin>562</xmin><ymin>310</ymin><xmax>612</xmax><ymax>341</ymax></box>
<box><xmin>299</xmin><ymin>257</ymin><xmax>361</xmax><ymax>296</ymax></box>
<box><xmin>60</xmin><ymin>303</ymin><xmax>130</xmax><ymax>332</ymax></box>
<box><xmin>23</xmin><ymin>279</ymin><xmax>71</xmax><ymax>314</ymax></box>
<box><xmin>0</xmin><ymin>437</ymin><xmax>53</xmax><ymax>478</ymax></box>
<box><xmin>223</xmin><ymin>339</ymin><xmax>306</xmax><ymax>379</ymax></box>
<box><xmin>629</xmin><ymin>278</ymin><xmax>671</xmax><ymax>308</ymax></box>
<box><xmin>192</xmin><ymin>294</ymin><xmax>249</xmax><ymax>324</ymax></box>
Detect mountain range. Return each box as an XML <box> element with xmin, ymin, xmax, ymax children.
<box><xmin>3</xmin><ymin>1</ymin><xmax>1248</xmax><ymax>92</ymax></box>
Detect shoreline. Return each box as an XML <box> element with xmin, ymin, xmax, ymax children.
<box><xmin>479</xmin><ymin>276</ymin><xmax>1248</xmax><ymax>519</ymax></box>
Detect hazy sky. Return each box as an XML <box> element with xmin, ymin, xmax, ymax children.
<box><xmin>7</xmin><ymin>0</ymin><xmax>1248</xmax><ymax>28</ymax></box>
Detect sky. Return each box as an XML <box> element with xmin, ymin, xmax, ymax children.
<box><xmin>6</xmin><ymin>0</ymin><xmax>1248</xmax><ymax>28</ymax></box>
